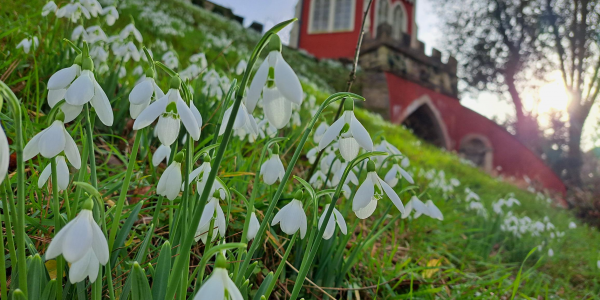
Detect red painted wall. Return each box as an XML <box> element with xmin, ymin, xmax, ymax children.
<box><xmin>384</xmin><ymin>73</ymin><xmax>567</xmax><ymax>195</ymax></box>
<box><xmin>298</xmin><ymin>0</ymin><xmax>414</xmax><ymax>59</ymax></box>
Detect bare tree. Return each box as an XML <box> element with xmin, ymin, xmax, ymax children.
<box><xmin>436</xmin><ymin>0</ymin><xmax>547</xmax><ymax>149</ymax></box>
<box><xmin>541</xmin><ymin>0</ymin><xmax>600</xmax><ymax>186</ymax></box>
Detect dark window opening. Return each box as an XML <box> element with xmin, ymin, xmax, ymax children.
<box><xmin>459</xmin><ymin>138</ymin><xmax>487</xmax><ymax>167</ymax></box>
<box><xmin>402</xmin><ymin>105</ymin><xmax>446</xmax><ymax>148</ymax></box>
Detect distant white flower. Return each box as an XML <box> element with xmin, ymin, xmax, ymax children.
<box><xmin>384</xmin><ymin>163</ymin><xmax>414</xmax><ymax>187</ymax></box>
<box><xmin>313</xmin><ymin>122</ymin><xmax>329</xmax><ymax>143</ymax></box>
<box><xmin>56</xmin><ymin>3</ymin><xmax>91</xmax><ymax>23</ymax></box>
<box><xmin>112</xmin><ymin>41</ymin><xmax>141</xmax><ymax>62</ymax></box>
<box><xmin>162</xmin><ymin>51</ymin><xmax>179</xmax><ymax>69</ymax></box>
<box><xmin>597</xmin><ymin>260</ymin><xmax>600</xmax><ymax>269</ymax></box>
<box><xmin>424</xmin><ymin>200</ymin><xmax>443</xmax><ymax>220</ymax></box>
<box><xmin>330</xmin><ymin>161</ymin><xmax>358</xmax><ymax>187</ymax></box>
<box><xmin>85</xmin><ymin>26</ymin><xmax>107</xmax><ymax>44</ymax></box>
<box><xmin>65</xmin><ymin>68</ymin><xmax>113</xmax><ymax>126</ymax></box>
<box><xmin>152</xmin><ymin>144</ymin><xmax>171</xmax><ymax>167</ymax></box>
<box><xmin>120</xmin><ymin>23</ymin><xmax>143</xmax><ymax>42</ymax></box>
<box><xmin>101</xmin><ymin>6</ymin><xmax>118</xmax><ymax>26</ymax></box>
<box><xmin>318</xmin><ymin>204</ymin><xmax>347</xmax><ymax>240</ymax></box>
<box><xmin>42</xmin><ymin>1</ymin><xmax>58</xmax><ymax>16</ymax></box>
<box><xmin>548</xmin><ymin>248</ymin><xmax>554</xmax><ymax>257</ymax></box>
<box><xmin>272</xmin><ymin>199</ymin><xmax>307</xmax><ymax>238</ymax></box>
<box><xmin>218</xmin><ymin>100</ymin><xmax>258</xmax><ymax>137</ymax></box>
<box><xmin>189</xmin><ymin>53</ymin><xmax>207</xmax><ymax>69</ymax></box>
<box><xmin>450</xmin><ymin>178</ymin><xmax>460</xmax><ymax>187</ymax></box>
<box><xmin>133</xmin><ymin>85</ymin><xmax>201</xmax><ymax>146</ymax></box>
<box><xmin>235</xmin><ymin>59</ymin><xmax>247</xmax><ymax>75</ymax></box>
<box><xmin>318</xmin><ymin>102</ymin><xmax>373</xmax><ymax>161</ymax></box>
<box><xmin>38</xmin><ymin>156</ymin><xmax>74</xmax><ymax>191</ymax></box>
<box><xmin>45</xmin><ymin>206</ymin><xmax>109</xmax><ymax>283</ymax></box>
<box><xmin>16</xmin><ymin>37</ymin><xmax>39</xmax><ymax>54</ymax></box>
<box><xmin>569</xmin><ymin>221</ymin><xmax>577</xmax><ymax>229</ymax></box>
<box><xmin>195</xmin><ymin>197</ymin><xmax>226</xmax><ymax>243</ymax></box>
<box><xmin>194</xmin><ymin>262</ymin><xmax>242</xmax><ymax>300</ymax></box>
<box><xmin>259</xmin><ymin>149</ymin><xmax>285</xmax><ymax>185</ymax></box>
<box><xmin>306</xmin><ymin>147</ymin><xmax>318</xmax><ymax>164</ymax></box>
<box><xmin>0</xmin><ymin>125</ymin><xmax>9</xmax><ymax>184</ymax></box>
<box><xmin>71</xmin><ymin>25</ymin><xmax>89</xmax><ymax>42</ymax></box>
<box><xmin>157</xmin><ymin>161</ymin><xmax>182</xmax><ymax>200</ymax></box>
<box><xmin>80</xmin><ymin>0</ymin><xmax>102</xmax><ymax>17</ymax></box>
<box><xmin>23</xmin><ymin>120</ymin><xmax>81</xmax><ymax>167</ymax></box>
<box><xmin>402</xmin><ymin>196</ymin><xmax>428</xmax><ymax>219</ymax></box>
<box><xmin>353</xmin><ymin>160</ymin><xmax>404</xmax><ymax>219</ymax></box>
<box><xmin>247</xmin><ymin>50</ymin><xmax>303</xmax><ymax>129</ymax></box>
<box><xmin>129</xmin><ymin>75</ymin><xmax>165</xmax><ymax>119</ymax></box>
<box><xmin>309</xmin><ymin>170</ymin><xmax>327</xmax><ymax>189</ymax></box>
<box><xmin>247</xmin><ymin>212</ymin><xmax>260</xmax><ymax>241</ymax></box>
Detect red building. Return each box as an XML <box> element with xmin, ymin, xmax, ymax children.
<box><xmin>290</xmin><ymin>0</ymin><xmax>566</xmax><ymax>196</ymax></box>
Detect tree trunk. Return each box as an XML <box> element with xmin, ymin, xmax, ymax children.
<box><xmin>506</xmin><ymin>70</ymin><xmax>541</xmax><ymax>152</ymax></box>
<box><xmin>566</xmin><ymin>107</ymin><xmax>585</xmax><ymax>187</ymax></box>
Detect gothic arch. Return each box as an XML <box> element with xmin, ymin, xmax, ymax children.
<box><xmin>399</xmin><ymin>95</ymin><xmax>451</xmax><ymax>149</ymax></box>
<box><xmin>391</xmin><ymin>1</ymin><xmax>408</xmax><ymax>39</ymax></box>
<box><xmin>373</xmin><ymin>0</ymin><xmax>391</xmax><ymax>37</ymax></box>
<box><xmin>459</xmin><ymin>134</ymin><xmax>494</xmax><ymax>172</ymax></box>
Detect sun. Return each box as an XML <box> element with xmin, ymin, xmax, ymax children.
<box><xmin>538</xmin><ymin>77</ymin><xmax>569</xmax><ymax>114</ymax></box>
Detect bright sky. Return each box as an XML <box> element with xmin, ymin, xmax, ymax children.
<box><xmin>211</xmin><ymin>0</ymin><xmax>599</xmax><ymax>150</ymax></box>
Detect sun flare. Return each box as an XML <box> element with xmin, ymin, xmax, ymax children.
<box><xmin>538</xmin><ymin>78</ymin><xmax>569</xmax><ymax>114</ymax></box>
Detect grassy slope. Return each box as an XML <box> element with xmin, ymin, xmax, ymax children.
<box><xmin>2</xmin><ymin>0</ymin><xmax>600</xmax><ymax>298</ymax></box>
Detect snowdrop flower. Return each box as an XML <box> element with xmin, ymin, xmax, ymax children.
<box><xmin>313</xmin><ymin>122</ymin><xmax>329</xmax><ymax>143</ymax></box>
<box><xmin>318</xmin><ymin>204</ymin><xmax>347</xmax><ymax>240</ymax></box>
<box><xmin>101</xmin><ymin>6</ymin><xmax>118</xmax><ymax>25</ymax></box>
<box><xmin>23</xmin><ymin>118</ymin><xmax>81</xmax><ymax>166</ymax></box>
<box><xmin>195</xmin><ymin>196</ymin><xmax>226</xmax><ymax>243</ymax></box>
<box><xmin>112</xmin><ymin>41</ymin><xmax>141</xmax><ymax>62</ymax></box>
<box><xmin>157</xmin><ymin>155</ymin><xmax>183</xmax><ymax>200</ymax></box>
<box><xmin>218</xmin><ymin>99</ymin><xmax>258</xmax><ymax>137</ymax></box>
<box><xmin>56</xmin><ymin>2</ymin><xmax>90</xmax><ymax>22</ymax></box>
<box><xmin>129</xmin><ymin>70</ymin><xmax>165</xmax><ymax>119</ymax></box>
<box><xmin>402</xmin><ymin>196</ymin><xmax>428</xmax><ymax>219</ymax></box>
<box><xmin>272</xmin><ymin>193</ymin><xmax>307</xmax><ymax>238</ymax></box>
<box><xmin>259</xmin><ymin>145</ymin><xmax>285</xmax><ymax>185</ymax></box>
<box><xmin>16</xmin><ymin>37</ymin><xmax>39</xmax><ymax>54</ymax></box>
<box><xmin>64</xmin><ymin>57</ymin><xmax>113</xmax><ymax>126</ymax></box>
<box><xmin>162</xmin><ymin>51</ymin><xmax>179</xmax><ymax>69</ymax></box>
<box><xmin>133</xmin><ymin>77</ymin><xmax>200</xmax><ymax>146</ymax></box>
<box><xmin>548</xmin><ymin>248</ymin><xmax>554</xmax><ymax>257</ymax></box>
<box><xmin>450</xmin><ymin>178</ymin><xmax>460</xmax><ymax>187</ymax></box>
<box><xmin>569</xmin><ymin>221</ymin><xmax>577</xmax><ymax>229</ymax></box>
<box><xmin>45</xmin><ymin>199</ymin><xmax>109</xmax><ymax>283</ymax></box>
<box><xmin>72</xmin><ymin>25</ymin><xmax>89</xmax><ymax>42</ymax></box>
<box><xmin>80</xmin><ymin>0</ymin><xmax>102</xmax><ymax>17</ymax></box>
<box><xmin>247</xmin><ymin>212</ymin><xmax>260</xmax><ymax>241</ymax></box>
<box><xmin>236</xmin><ymin>59</ymin><xmax>247</xmax><ymax>75</ymax></box>
<box><xmin>309</xmin><ymin>170</ymin><xmax>327</xmax><ymax>189</ymax></box>
<box><xmin>318</xmin><ymin>101</ymin><xmax>373</xmax><ymax>161</ymax></box>
<box><xmin>597</xmin><ymin>260</ymin><xmax>600</xmax><ymax>269</ymax></box>
<box><xmin>120</xmin><ymin>23</ymin><xmax>143</xmax><ymax>42</ymax></box>
<box><xmin>90</xmin><ymin>46</ymin><xmax>108</xmax><ymax>65</ymax></box>
<box><xmin>384</xmin><ymin>162</ymin><xmax>414</xmax><ymax>187</ymax></box>
<box><xmin>47</xmin><ymin>62</ymin><xmax>84</xmax><ymax>122</ymax></box>
<box><xmin>85</xmin><ymin>26</ymin><xmax>107</xmax><ymax>44</ymax></box>
<box><xmin>353</xmin><ymin>160</ymin><xmax>404</xmax><ymax>219</ymax></box>
<box><xmin>330</xmin><ymin>161</ymin><xmax>358</xmax><ymax>187</ymax></box>
<box><xmin>247</xmin><ymin>35</ymin><xmax>303</xmax><ymax>129</ymax></box>
<box><xmin>291</xmin><ymin>110</ymin><xmax>301</xmax><ymax>127</ymax></box>
<box><xmin>152</xmin><ymin>144</ymin><xmax>171</xmax><ymax>167</ymax></box>
<box><xmin>189</xmin><ymin>53</ymin><xmax>207</xmax><ymax>69</ymax></box>
<box><xmin>42</xmin><ymin>1</ymin><xmax>58</xmax><ymax>16</ymax></box>
<box><xmin>0</xmin><ymin>125</ymin><xmax>9</xmax><ymax>184</ymax></box>
<box><xmin>38</xmin><ymin>156</ymin><xmax>74</xmax><ymax>191</ymax></box>
<box><xmin>194</xmin><ymin>254</ymin><xmax>242</xmax><ymax>300</ymax></box>
<box><xmin>424</xmin><ymin>200</ymin><xmax>443</xmax><ymax>220</ymax></box>
<box><xmin>306</xmin><ymin>147</ymin><xmax>319</xmax><ymax>164</ymax></box>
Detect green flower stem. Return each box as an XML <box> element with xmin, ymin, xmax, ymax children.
<box><xmin>70</xmin><ymin>129</ymin><xmax>89</xmax><ymax>220</ymax></box>
<box><xmin>84</xmin><ymin>104</ymin><xmax>97</xmax><ymax>188</ymax></box>
<box><xmin>289</xmin><ymin>151</ymin><xmax>387</xmax><ymax>300</ymax></box>
<box><xmin>1</xmin><ymin>181</ymin><xmax>17</xmax><ymax>286</ymax></box>
<box><xmin>235</xmin><ymin>92</ymin><xmax>364</xmax><ymax>285</ymax></box>
<box><xmin>196</xmin><ymin>243</ymin><xmax>247</xmax><ymax>286</ymax></box>
<box><xmin>0</xmin><ymin>187</ymin><xmax>9</xmax><ymax>300</ymax></box>
<box><xmin>164</xmin><ymin>20</ymin><xmax>297</xmax><ymax>299</ymax></box>
<box><xmin>264</xmin><ymin>233</ymin><xmax>298</xmax><ymax>298</ymax></box>
<box><xmin>108</xmin><ymin>129</ymin><xmax>142</xmax><ymax>250</ymax></box>
<box><xmin>51</xmin><ymin>158</ymin><xmax>64</xmax><ymax>300</ymax></box>
<box><xmin>0</xmin><ymin>81</ymin><xmax>28</xmax><ymax>297</ymax></box>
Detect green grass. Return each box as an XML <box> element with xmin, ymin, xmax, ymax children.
<box><xmin>1</xmin><ymin>0</ymin><xmax>600</xmax><ymax>299</ymax></box>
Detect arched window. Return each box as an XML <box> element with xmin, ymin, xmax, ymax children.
<box><xmin>459</xmin><ymin>135</ymin><xmax>494</xmax><ymax>172</ymax></box>
<box><xmin>333</xmin><ymin>0</ymin><xmax>353</xmax><ymax>30</ymax></box>
<box><xmin>377</xmin><ymin>0</ymin><xmax>390</xmax><ymax>25</ymax></box>
<box><xmin>311</xmin><ymin>0</ymin><xmax>331</xmax><ymax>32</ymax></box>
<box><xmin>392</xmin><ymin>5</ymin><xmax>406</xmax><ymax>39</ymax></box>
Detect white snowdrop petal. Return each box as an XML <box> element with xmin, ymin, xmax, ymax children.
<box><xmin>350</xmin><ymin>116</ymin><xmax>373</xmax><ymax>151</ymax></box>
<box><xmin>177</xmin><ymin>98</ymin><xmax>200</xmax><ymax>140</ymax></box>
<box><xmin>38</xmin><ymin>164</ymin><xmax>52</xmax><ymax>189</ymax></box>
<box><xmin>152</xmin><ymin>145</ymin><xmax>171</xmax><ymax>167</ymax></box>
<box><xmin>87</xmin><ymin>253</ymin><xmax>100</xmax><ymax>283</ymax></box>
<box><xmin>56</xmin><ymin>156</ymin><xmax>70</xmax><ymax>191</ymax></box>
<box><xmin>65</xmin><ymin>73</ymin><xmax>95</xmax><ymax>105</ymax></box>
<box><xmin>379</xmin><ymin>177</ymin><xmax>405</xmax><ymax>214</ymax></box>
<box><xmin>216</xmin><ymin>204</ymin><xmax>227</xmax><ymax>237</ymax></box>
<box><xmin>45</xmin><ymin>218</ymin><xmax>77</xmax><ymax>259</ymax></box>
<box><xmin>273</xmin><ymin>52</ymin><xmax>303</xmax><ymax>105</ymax></box>
<box><xmin>69</xmin><ymin>250</ymin><xmax>93</xmax><ymax>283</ymax></box>
<box><xmin>353</xmin><ymin>176</ymin><xmax>374</xmax><ymax>212</ymax></box>
<box><xmin>246</xmin><ymin>59</ymin><xmax>269</xmax><ymax>113</ymax></box>
<box><xmin>339</xmin><ymin>137</ymin><xmax>360</xmax><ymax>161</ymax></box>
<box><xmin>62</xmin><ymin>212</ymin><xmax>93</xmax><ymax>262</ymax></box>
<box><xmin>48</xmin><ymin>65</ymin><xmax>78</xmax><ymax>90</ymax></box>
<box><xmin>334</xmin><ymin>209</ymin><xmax>348</xmax><ymax>235</ymax></box>
<box><xmin>39</xmin><ymin>122</ymin><xmax>66</xmax><ymax>158</ymax></box>
<box><xmin>129</xmin><ymin>79</ymin><xmax>153</xmax><ymax>105</ymax></box>
<box><xmin>425</xmin><ymin>200</ymin><xmax>443</xmax><ymax>220</ymax></box>
<box><xmin>247</xmin><ymin>212</ymin><xmax>260</xmax><ymax>241</ymax></box>
<box><xmin>318</xmin><ymin>117</ymin><xmax>345</xmax><ymax>151</ymax></box>
<box><xmin>195</xmin><ymin>271</ymin><xmax>225</xmax><ymax>300</ymax></box>
<box><xmin>225</xmin><ymin>276</ymin><xmax>244</xmax><ymax>300</ymax></box>
<box><xmin>61</xmin><ymin>103</ymin><xmax>84</xmax><ymax>123</ymax></box>
<box><xmin>64</xmin><ymin>128</ymin><xmax>81</xmax><ymax>169</ymax></box>
<box><xmin>263</xmin><ymin>86</ymin><xmax>292</xmax><ymax>129</ymax></box>
<box><xmin>156</xmin><ymin>116</ymin><xmax>181</xmax><ymax>146</ymax></box>
<box><xmin>165</xmin><ymin>164</ymin><xmax>182</xmax><ymax>200</ymax></box>
<box><xmin>153</xmin><ymin>81</ymin><xmax>165</xmax><ymax>98</ymax></box>
<box><xmin>90</xmin><ymin>220</ymin><xmax>109</xmax><ymax>264</ymax></box>
<box><xmin>399</xmin><ymin>167</ymin><xmax>414</xmax><ymax>184</ymax></box>
<box><xmin>48</xmin><ymin>89</ymin><xmax>67</xmax><ymax>106</ymax></box>
<box><xmin>23</xmin><ymin>132</ymin><xmax>42</xmax><ymax>161</ymax></box>
<box><xmin>354</xmin><ymin>199</ymin><xmax>377</xmax><ymax>219</ymax></box>
<box><xmin>129</xmin><ymin>101</ymin><xmax>149</xmax><ymax>119</ymax></box>
<box><xmin>133</xmin><ymin>94</ymin><xmax>169</xmax><ymax>130</ymax></box>
<box><xmin>90</xmin><ymin>82</ymin><xmax>113</xmax><ymax>126</ymax></box>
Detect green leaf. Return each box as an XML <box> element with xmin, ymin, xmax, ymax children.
<box><xmin>151</xmin><ymin>242</ymin><xmax>171</xmax><ymax>300</ymax></box>
<box><xmin>110</xmin><ymin>201</ymin><xmax>144</xmax><ymax>266</ymax></box>
<box><xmin>12</xmin><ymin>289</ymin><xmax>26</xmax><ymax>300</ymax></box>
<box><xmin>253</xmin><ymin>272</ymin><xmax>273</xmax><ymax>300</ymax></box>
<box><xmin>121</xmin><ymin>224</ymin><xmax>154</xmax><ymax>299</ymax></box>
<box><xmin>131</xmin><ymin>262</ymin><xmax>153</xmax><ymax>300</ymax></box>
<box><xmin>40</xmin><ymin>279</ymin><xmax>56</xmax><ymax>300</ymax></box>
<box><xmin>26</xmin><ymin>254</ymin><xmax>48</xmax><ymax>300</ymax></box>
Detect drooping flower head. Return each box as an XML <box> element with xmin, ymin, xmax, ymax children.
<box><xmin>259</xmin><ymin>143</ymin><xmax>285</xmax><ymax>185</ymax></box>
<box><xmin>318</xmin><ymin>100</ymin><xmax>373</xmax><ymax>161</ymax></box>
<box><xmin>246</xmin><ymin>34</ymin><xmax>303</xmax><ymax>129</ymax></box>
<box><xmin>272</xmin><ymin>190</ymin><xmax>308</xmax><ymax>238</ymax></box>
<box><xmin>194</xmin><ymin>254</ymin><xmax>242</xmax><ymax>300</ymax></box>
<box><xmin>353</xmin><ymin>160</ymin><xmax>404</xmax><ymax>219</ymax></box>
<box><xmin>45</xmin><ymin>198</ymin><xmax>109</xmax><ymax>283</ymax></box>
<box><xmin>129</xmin><ymin>67</ymin><xmax>165</xmax><ymax>119</ymax></box>
<box><xmin>157</xmin><ymin>151</ymin><xmax>184</xmax><ymax>200</ymax></box>
<box><xmin>318</xmin><ymin>204</ymin><xmax>347</xmax><ymax>240</ymax></box>
<box><xmin>23</xmin><ymin>112</ymin><xmax>81</xmax><ymax>167</ymax></box>
<box><xmin>247</xmin><ymin>211</ymin><xmax>260</xmax><ymax>241</ymax></box>
<box><xmin>195</xmin><ymin>189</ymin><xmax>228</xmax><ymax>244</ymax></box>
<box><xmin>384</xmin><ymin>158</ymin><xmax>414</xmax><ymax>187</ymax></box>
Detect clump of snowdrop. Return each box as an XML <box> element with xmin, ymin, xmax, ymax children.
<box><xmin>133</xmin><ymin>76</ymin><xmax>201</xmax><ymax>146</ymax></box>
<box><xmin>120</xmin><ymin>23</ymin><xmax>143</xmax><ymax>43</ymax></box>
<box><xmin>353</xmin><ymin>160</ymin><xmax>404</xmax><ymax>219</ymax></box>
<box><xmin>162</xmin><ymin>51</ymin><xmax>179</xmax><ymax>70</ymax></box>
<box><xmin>101</xmin><ymin>6</ymin><xmax>119</xmax><ymax>25</ymax></box>
<box><xmin>247</xmin><ymin>34</ymin><xmax>303</xmax><ymax>129</ymax></box>
<box><xmin>194</xmin><ymin>254</ymin><xmax>242</xmax><ymax>299</ymax></box>
<box><xmin>218</xmin><ymin>97</ymin><xmax>258</xmax><ymax>138</ymax></box>
<box><xmin>259</xmin><ymin>144</ymin><xmax>285</xmax><ymax>185</ymax></box>
<box><xmin>319</xmin><ymin>100</ymin><xmax>373</xmax><ymax>161</ymax></box>
<box><xmin>45</xmin><ymin>198</ymin><xmax>109</xmax><ymax>283</ymax></box>
<box><xmin>272</xmin><ymin>191</ymin><xmax>308</xmax><ymax>238</ymax></box>
<box><xmin>42</xmin><ymin>1</ymin><xmax>58</xmax><ymax>16</ymax></box>
<box><xmin>309</xmin><ymin>170</ymin><xmax>327</xmax><ymax>189</ymax></box>
<box><xmin>402</xmin><ymin>196</ymin><xmax>443</xmax><ymax>220</ymax></box>
<box><xmin>318</xmin><ymin>204</ymin><xmax>347</xmax><ymax>240</ymax></box>
<box><xmin>56</xmin><ymin>2</ymin><xmax>91</xmax><ymax>22</ymax></box>
<box><xmin>16</xmin><ymin>36</ymin><xmax>39</xmax><ymax>54</ymax></box>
